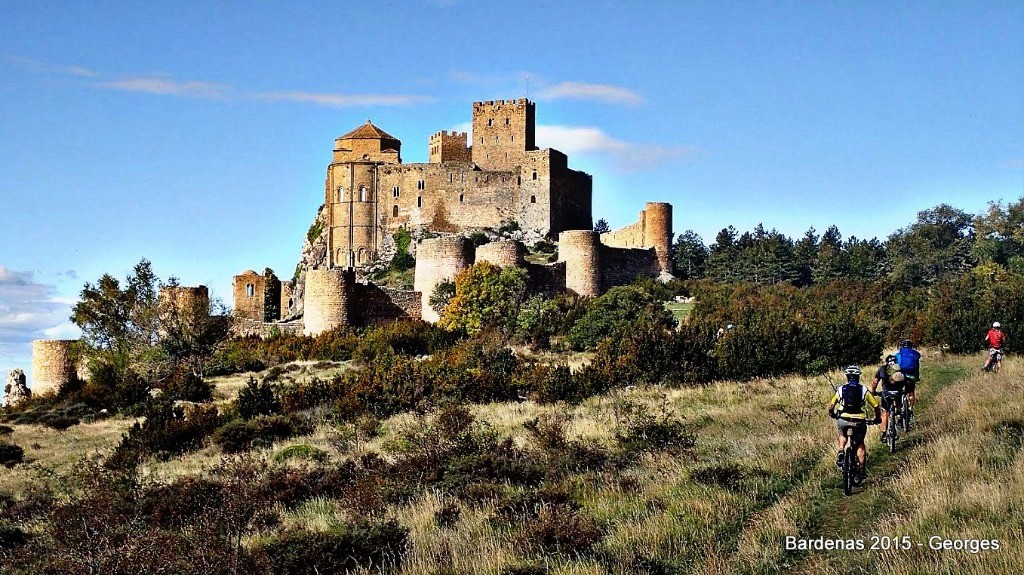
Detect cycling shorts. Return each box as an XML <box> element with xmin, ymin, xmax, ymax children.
<box><xmin>836</xmin><ymin>418</ymin><xmax>867</xmax><ymax>443</ymax></box>
<box><xmin>879</xmin><ymin>390</ymin><xmax>904</xmax><ymax>411</ymax></box>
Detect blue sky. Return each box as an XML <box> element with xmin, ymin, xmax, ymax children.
<box><xmin>1</xmin><ymin>1</ymin><xmax>1022</xmax><ymax>380</ymax></box>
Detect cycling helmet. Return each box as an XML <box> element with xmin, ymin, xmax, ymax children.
<box><xmin>884</xmin><ymin>354</ymin><xmax>896</xmax><ymax>364</ymax></box>
<box><xmin>899</xmin><ymin>339</ymin><xmax>913</xmax><ymax>348</ymax></box>
<box><xmin>993</xmin><ymin>322</ymin><xmax>1001</xmax><ymax>328</ymax></box>
<box><xmin>844</xmin><ymin>365</ymin><xmax>862</xmax><ymax>380</ymax></box>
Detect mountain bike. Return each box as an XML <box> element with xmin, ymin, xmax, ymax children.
<box><xmin>838</xmin><ymin>419</ymin><xmax>870</xmax><ymax>496</ymax></box>
<box><xmin>983</xmin><ymin>347</ymin><xmax>1003</xmax><ymax>373</ymax></box>
<box><xmin>881</xmin><ymin>390</ymin><xmax>908</xmax><ymax>452</ymax></box>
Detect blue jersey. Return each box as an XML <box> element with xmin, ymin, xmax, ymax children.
<box><xmin>895</xmin><ymin>347</ymin><xmax>921</xmax><ymax>377</ymax></box>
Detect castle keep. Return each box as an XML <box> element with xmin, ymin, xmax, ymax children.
<box><xmin>233</xmin><ymin>98</ymin><xmax>674</xmax><ymax>335</ymax></box>
<box><xmin>325</xmin><ymin>99</ymin><xmax>593</xmax><ymax>268</ymax></box>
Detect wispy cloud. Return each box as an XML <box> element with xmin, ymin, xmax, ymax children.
<box><xmin>12</xmin><ymin>57</ymin><xmax>428</xmax><ymax>107</ymax></box>
<box><xmin>256</xmin><ymin>91</ymin><xmax>431</xmax><ymax>107</ymax></box>
<box><xmin>537</xmin><ymin>82</ymin><xmax>644</xmax><ymax>105</ymax></box>
<box><xmin>98</xmin><ymin>76</ymin><xmax>230</xmax><ymax>99</ymax></box>
<box><xmin>0</xmin><ymin>266</ymin><xmax>80</xmax><ymax>374</ymax></box>
<box><xmin>536</xmin><ymin>124</ymin><xmax>694</xmax><ymax>171</ymax></box>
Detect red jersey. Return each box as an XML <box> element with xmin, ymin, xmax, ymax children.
<box><xmin>986</xmin><ymin>329</ymin><xmax>1005</xmax><ymax>349</ymax></box>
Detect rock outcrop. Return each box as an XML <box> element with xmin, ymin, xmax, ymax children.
<box><xmin>2</xmin><ymin>369</ymin><xmax>31</xmax><ymax>409</ymax></box>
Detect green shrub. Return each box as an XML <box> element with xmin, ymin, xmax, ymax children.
<box><xmin>213</xmin><ymin>415</ymin><xmax>307</xmax><ymax>454</ymax></box>
<box><xmin>259</xmin><ymin>519</ymin><xmax>409</xmax><ymax>574</ymax></box>
<box><xmin>160</xmin><ymin>366</ymin><xmax>213</xmax><ymax>402</ymax></box>
<box><xmin>273</xmin><ymin>444</ymin><xmax>329</xmax><ymax>464</ymax></box>
<box><xmin>236</xmin><ymin>376</ymin><xmax>282</xmax><ymax>420</ymax></box>
<box><xmin>107</xmin><ymin>399</ymin><xmax>222</xmax><ymax>468</ymax></box>
<box><xmin>0</xmin><ymin>441</ymin><xmax>24</xmax><ymax>467</ymax></box>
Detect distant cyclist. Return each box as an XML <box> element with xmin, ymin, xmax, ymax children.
<box><xmin>983</xmin><ymin>322</ymin><xmax>1006</xmax><ymax>372</ymax></box>
<box><xmin>894</xmin><ymin>340</ymin><xmax>921</xmax><ymax>416</ymax></box>
<box><xmin>827</xmin><ymin>365</ymin><xmax>881</xmax><ymax>482</ymax></box>
<box><xmin>870</xmin><ymin>355</ymin><xmax>906</xmax><ymax>442</ymax></box>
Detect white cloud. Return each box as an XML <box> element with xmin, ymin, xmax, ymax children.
<box><xmin>255</xmin><ymin>91</ymin><xmax>431</xmax><ymax>107</ymax></box>
<box><xmin>0</xmin><ymin>266</ymin><xmax>78</xmax><ymax>371</ymax></box>
<box><xmin>97</xmin><ymin>76</ymin><xmax>229</xmax><ymax>99</ymax></box>
<box><xmin>536</xmin><ymin>124</ymin><xmax>694</xmax><ymax>171</ymax></box>
<box><xmin>537</xmin><ymin>82</ymin><xmax>644</xmax><ymax>105</ymax></box>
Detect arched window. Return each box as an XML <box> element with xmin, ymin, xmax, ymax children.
<box><xmin>393</xmin><ymin>205</ymin><xmax>399</xmax><ymax>217</ymax></box>
<box><xmin>359</xmin><ymin>186</ymin><xmax>369</xmax><ymax>202</ymax></box>
<box><xmin>392</xmin><ymin>186</ymin><xmax>400</xmax><ymax>198</ymax></box>
<box><xmin>517</xmin><ymin>176</ymin><xmax>521</xmax><ymax>185</ymax></box>
<box><xmin>505</xmin><ymin>117</ymin><xmax>510</xmax><ymax>126</ymax></box>
<box><xmin>530</xmin><ymin>195</ymin><xmax>536</xmax><ymax>204</ymax></box>
<box><xmin>459</xmin><ymin>194</ymin><xmax>464</xmax><ymax>203</ymax></box>
<box><xmin>336</xmin><ymin>187</ymin><xmax>343</xmax><ymax>203</ymax></box>
<box><xmin>417</xmin><ymin>196</ymin><xmax>422</xmax><ymax>208</ymax></box>
<box><xmin>357</xmin><ymin>247</ymin><xmax>366</xmax><ymax>264</ymax></box>
<box><xmin>487</xmin><ymin>118</ymin><xmax>493</xmax><ymax>127</ymax></box>
<box><xmin>532</xmin><ymin>171</ymin><xmax>537</xmax><ymax>180</ymax></box>
<box><xmin>245</xmin><ymin>284</ymin><xmax>254</xmax><ymax>297</ymax></box>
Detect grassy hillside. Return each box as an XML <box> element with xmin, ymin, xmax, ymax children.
<box><xmin>2</xmin><ymin>353</ymin><xmax>1020</xmax><ymax>574</ymax></box>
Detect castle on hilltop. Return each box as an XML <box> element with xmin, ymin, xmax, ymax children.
<box><xmin>325</xmin><ymin>98</ymin><xmax>593</xmax><ymax>268</ymax></box>
<box><xmin>231</xmin><ymin>98</ymin><xmax>675</xmax><ymax>335</ymax></box>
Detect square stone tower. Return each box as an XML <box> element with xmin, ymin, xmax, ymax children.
<box><xmin>471</xmin><ymin>99</ymin><xmax>536</xmax><ymax>171</ymax></box>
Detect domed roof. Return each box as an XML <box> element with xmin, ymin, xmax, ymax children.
<box><xmin>338</xmin><ymin>120</ymin><xmax>399</xmax><ymax>141</ymax></box>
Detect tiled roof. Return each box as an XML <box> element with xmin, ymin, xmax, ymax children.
<box><xmin>338</xmin><ymin>120</ymin><xmax>399</xmax><ymax>141</ymax></box>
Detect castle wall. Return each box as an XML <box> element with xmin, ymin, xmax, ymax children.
<box><xmin>525</xmin><ymin>261</ymin><xmax>567</xmax><ymax>295</ymax></box>
<box><xmin>31</xmin><ymin>339</ymin><xmax>76</xmax><ymax>396</ymax></box>
<box><xmin>280</xmin><ymin>280</ymin><xmax>294</xmax><ymax>318</ymax></box>
<box><xmin>351</xmin><ymin>284</ymin><xmax>423</xmax><ymax>324</ymax></box>
<box><xmin>559</xmin><ymin>230</ymin><xmax>602</xmax><ymax>297</ymax></box>
<box><xmin>304</xmin><ymin>268</ymin><xmax>354</xmax><ymax>336</ymax></box>
<box><xmin>232</xmin><ymin>270</ymin><xmax>266</xmax><ymax>320</ymax></box>
<box><xmin>600</xmin><ymin>246</ymin><xmax>661</xmax><ymax>290</ymax></box>
<box><xmin>601</xmin><ymin>202</ymin><xmax>673</xmax><ymax>273</ymax></box>
<box><xmin>233</xmin><ymin>319</ymin><xmax>305</xmax><ymax>338</ymax></box>
<box><xmin>326</xmin><ymin>162</ymin><xmax>382</xmax><ymax>268</ymax></box>
<box><xmin>414</xmin><ymin>236</ymin><xmax>473</xmax><ymax>323</ymax></box>
<box><xmin>475</xmin><ymin>240</ymin><xmax>525</xmax><ymax>268</ymax></box>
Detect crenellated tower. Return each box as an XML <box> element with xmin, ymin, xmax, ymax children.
<box><xmin>429</xmin><ymin>130</ymin><xmax>471</xmax><ymax>163</ymax></box>
<box><xmin>471</xmin><ymin>98</ymin><xmax>536</xmax><ymax>171</ymax></box>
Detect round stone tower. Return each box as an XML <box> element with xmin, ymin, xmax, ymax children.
<box><xmin>414</xmin><ymin>236</ymin><xmax>473</xmax><ymax>323</ymax></box>
<box><xmin>642</xmin><ymin>202</ymin><xmax>673</xmax><ymax>273</ymax></box>
<box><xmin>303</xmin><ymin>268</ymin><xmax>354</xmax><ymax>336</ymax></box>
<box><xmin>31</xmin><ymin>339</ymin><xmax>76</xmax><ymax>396</ymax></box>
<box><xmin>159</xmin><ymin>285</ymin><xmax>210</xmax><ymax>316</ymax></box>
<box><xmin>558</xmin><ymin>230</ymin><xmax>602</xmax><ymax>297</ymax></box>
<box><xmin>475</xmin><ymin>240</ymin><xmax>525</xmax><ymax>268</ymax></box>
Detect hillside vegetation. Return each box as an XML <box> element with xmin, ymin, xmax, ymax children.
<box><xmin>2</xmin><ymin>353</ymin><xmax>1021</xmax><ymax>574</ymax></box>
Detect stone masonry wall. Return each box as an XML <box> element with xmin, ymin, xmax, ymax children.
<box><xmin>601</xmin><ymin>202</ymin><xmax>674</xmax><ymax>273</ymax></box>
<box><xmin>31</xmin><ymin>339</ymin><xmax>76</xmax><ymax>396</ymax></box>
<box><xmin>600</xmin><ymin>246</ymin><xmax>661</xmax><ymax>290</ymax></box>
<box><xmin>414</xmin><ymin>236</ymin><xmax>472</xmax><ymax>323</ymax></box>
<box><xmin>304</xmin><ymin>268</ymin><xmax>354</xmax><ymax>336</ymax></box>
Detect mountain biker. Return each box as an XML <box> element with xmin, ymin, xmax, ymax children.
<box><xmin>870</xmin><ymin>355</ymin><xmax>906</xmax><ymax>442</ymax></box>
<box><xmin>983</xmin><ymin>322</ymin><xmax>1006</xmax><ymax>371</ymax></box>
<box><xmin>827</xmin><ymin>365</ymin><xmax>881</xmax><ymax>482</ymax></box>
<box><xmin>893</xmin><ymin>339</ymin><xmax>921</xmax><ymax>414</ymax></box>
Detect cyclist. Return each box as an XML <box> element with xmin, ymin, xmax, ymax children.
<box><xmin>983</xmin><ymin>322</ymin><xmax>1006</xmax><ymax>371</ymax></box>
<box><xmin>893</xmin><ymin>339</ymin><xmax>921</xmax><ymax>416</ymax></box>
<box><xmin>827</xmin><ymin>365</ymin><xmax>881</xmax><ymax>482</ymax></box>
<box><xmin>870</xmin><ymin>355</ymin><xmax>906</xmax><ymax>442</ymax></box>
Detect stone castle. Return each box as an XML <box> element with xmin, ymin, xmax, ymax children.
<box><xmin>230</xmin><ymin>98</ymin><xmax>675</xmax><ymax>336</ymax></box>
<box><xmin>11</xmin><ymin>98</ymin><xmax>674</xmax><ymax>395</ymax></box>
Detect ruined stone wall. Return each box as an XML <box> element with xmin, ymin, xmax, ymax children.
<box><xmin>471</xmin><ymin>99</ymin><xmax>536</xmax><ymax>171</ymax></box>
<box><xmin>232</xmin><ymin>271</ymin><xmax>266</xmax><ymax>320</ymax></box>
<box><xmin>351</xmin><ymin>284</ymin><xmax>423</xmax><ymax>324</ymax></box>
<box><xmin>600</xmin><ymin>246</ymin><xmax>661</xmax><ymax>290</ymax></box>
<box><xmin>232</xmin><ymin>319</ymin><xmax>304</xmax><ymax>338</ymax></box>
<box><xmin>414</xmin><ymin>236</ymin><xmax>473</xmax><ymax>323</ymax></box>
<box><xmin>525</xmin><ymin>261</ymin><xmax>567</xmax><ymax>295</ymax></box>
<box><xmin>600</xmin><ymin>202</ymin><xmax>673</xmax><ymax>273</ymax></box>
<box><xmin>31</xmin><ymin>339</ymin><xmax>75</xmax><ymax>396</ymax></box>
<box><xmin>429</xmin><ymin>130</ymin><xmax>471</xmax><ymax>163</ymax></box>
<box><xmin>304</xmin><ymin>268</ymin><xmax>354</xmax><ymax>336</ymax></box>
<box><xmin>476</xmin><ymin>240</ymin><xmax>525</xmax><ymax>268</ymax></box>
<box><xmin>559</xmin><ymin>230</ymin><xmax>602</xmax><ymax>297</ymax></box>
<box><xmin>280</xmin><ymin>281</ymin><xmax>294</xmax><ymax>318</ymax></box>
<box><xmin>159</xmin><ymin>286</ymin><xmax>210</xmax><ymax>316</ymax></box>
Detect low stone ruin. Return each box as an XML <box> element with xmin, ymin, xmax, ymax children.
<box><xmin>2</xmin><ymin>369</ymin><xmax>31</xmax><ymax>409</ymax></box>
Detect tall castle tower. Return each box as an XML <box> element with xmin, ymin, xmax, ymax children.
<box><xmin>325</xmin><ymin>121</ymin><xmax>402</xmax><ymax>268</ymax></box>
<box><xmin>471</xmin><ymin>99</ymin><xmax>536</xmax><ymax>171</ymax></box>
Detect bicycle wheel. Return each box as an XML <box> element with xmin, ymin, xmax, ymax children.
<box><xmin>888</xmin><ymin>415</ymin><xmax>897</xmax><ymax>453</ymax></box>
<box><xmin>843</xmin><ymin>445</ymin><xmax>854</xmax><ymax>496</ymax></box>
<box><xmin>900</xmin><ymin>397</ymin><xmax>910</xmax><ymax>433</ymax></box>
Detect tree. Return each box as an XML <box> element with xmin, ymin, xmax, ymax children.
<box><xmin>593</xmin><ymin>218</ymin><xmax>611</xmax><ymax>234</ymax></box>
<box><xmin>438</xmin><ymin>262</ymin><xmax>527</xmax><ymax>334</ymax></box>
<box><xmin>671</xmin><ymin>230</ymin><xmax>708</xmax><ymax>279</ymax></box>
<box><xmin>71</xmin><ymin>259</ymin><xmax>161</xmax><ymax>370</ymax></box>
<box><xmin>886</xmin><ymin>204</ymin><xmax>975</xmax><ymax>286</ymax></box>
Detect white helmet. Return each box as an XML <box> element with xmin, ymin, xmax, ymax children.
<box><xmin>993</xmin><ymin>322</ymin><xmax>1001</xmax><ymax>328</ymax></box>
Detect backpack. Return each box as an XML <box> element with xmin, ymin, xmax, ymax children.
<box><xmin>896</xmin><ymin>349</ymin><xmax>920</xmax><ymax>372</ymax></box>
<box><xmin>839</xmin><ymin>382</ymin><xmax>865</xmax><ymax>415</ymax></box>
